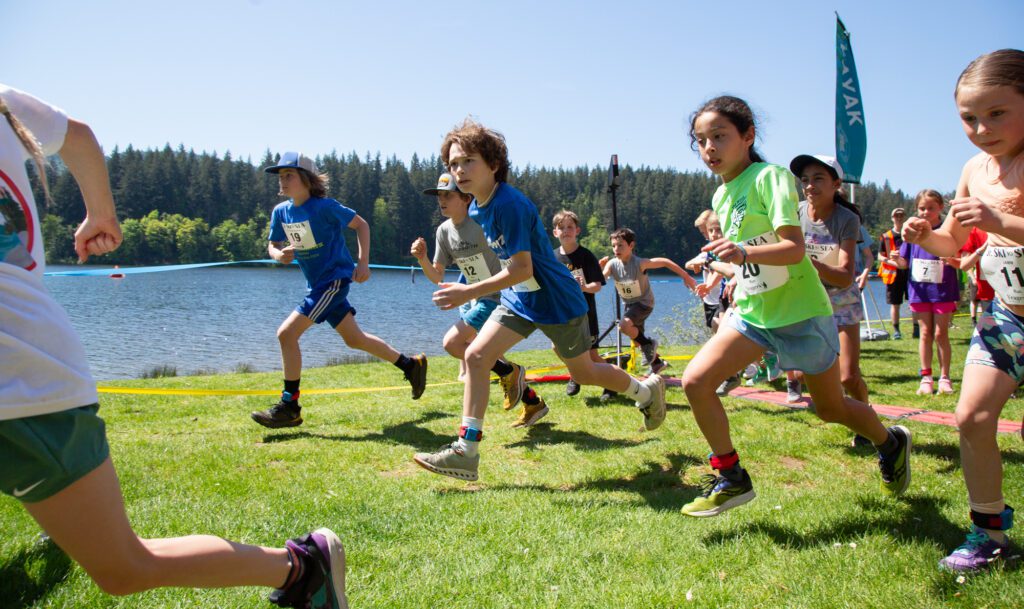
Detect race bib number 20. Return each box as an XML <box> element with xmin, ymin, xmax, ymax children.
<box><xmin>733</xmin><ymin>231</ymin><xmax>789</xmax><ymax>296</ymax></box>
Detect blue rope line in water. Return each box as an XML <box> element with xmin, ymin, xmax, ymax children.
<box><xmin>44</xmin><ymin>260</ymin><xmax>462</xmax><ymax>277</ymax></box>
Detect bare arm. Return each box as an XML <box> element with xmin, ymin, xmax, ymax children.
<box><xmin>268</xmin><ymin>240</ymin><xmax>294</xmax><ymax>264</ymax></box>
<box><xmin>904</xmin><ymin>165</ymin><xmax>973</xmax><ymax>256</ymax></box>
<box><xmin>811</xmin><ymin>238</ymin><xmax>856</xmax><ymax>289</ymax></box>
<box><xmin>410</xmin><ymin>237</ymin><xmax>446</xmax><ymax>284</ymax></box>
<box><xmin>60</xmin><ymin>119</ymin><xmax>122</xmax><ymax>262</ymax></box>
<box><xmin>703</xmin><ymin>225</ymin><xmax>806</xmax><ymax>267</ymax></box>
<box><xmin>433</xmin><ymin>251</ymin><xmax>534</xmax><ymax>310</ymax></box>
<box><xmin>348</xmin><ymin>214</ymin><xmax>371</xmax><ymax>282</ymax></box>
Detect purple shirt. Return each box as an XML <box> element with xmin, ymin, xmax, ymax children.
<box><xmin>900</xmin><ymin>238</ymin><xmax>960</xmax><ymax>304</ymax></box>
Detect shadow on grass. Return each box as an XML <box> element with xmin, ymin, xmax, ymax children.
<box><xmin>0</xmin><ymin>540</ymin><xmax>72</xmax><ymax>609</ymax></box>
<box><xmin>439</xmin><ymin>452</ymin><xmax>705</xmax><ymax>512</ymax></box>
<box><xmin>701</xmin><ymin>494</ymin><xmax>967</xmax><ymax>550</ymax></box>
<box><xmin>263</xmin><ymin>410</ymin><xmax>454</xmax><ymax>450</ymax></box>
<box><xmin>504</xmin><ymin>422</ymin><xmax>655</xmax><ymax>452</ymax></box>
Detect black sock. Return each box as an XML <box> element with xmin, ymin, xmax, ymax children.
<box><xmin>876</xmin><ymin>429</ymin><xmax>899</xmax><ymax>456</ymax></box>
<box><xmin>492</xmin><ymin>359</ymin><xmax>514</xmax><ymax>377</ymax></box>
<box><xmin>635</xmin><ymin>333</ymin><xmax>652</xmax><ymax>346</ymax></box>
<box><xmin>283</xmin><ymin>379</ymin><xmax>300</xmax><ymax>402</ymax></box>
<box><xmin>721</xmin><ymin>464</ymin><xmax>745</xmax><ymax>482</ymax></box>
<box><xmin>394</xmin><ymin>354</ymin><xmax>414</xmax><ymax>374</ymax></box>
<box><xmin>523</xmin><ymin>387</ymin><xmax>540</xmax><ymax>405</ymax></box>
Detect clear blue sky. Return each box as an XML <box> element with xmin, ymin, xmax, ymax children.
<box><xmin>5</xmin><ymin>0</ymin><xmax>1022</xmax><ymax>195</ymax></box>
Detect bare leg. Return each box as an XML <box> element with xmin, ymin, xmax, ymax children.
<box><xmin>917</xmin><ymin>310</ymin><xmax>935</xmax><ymax>372</ymax></box>
<box><xmin>956</xmin><ymin>364</ymin><xmax>1015</xmax><ymax>507</ymax></box>
<box><xmin>277</xmin><ymin>311</ymin><xmax>314</xmax><ymax>380</ymax></box>
<box><xmin>24</xmin><ymin>458</ymin><xmax>289</xmax><ymax>596</ymax></box>
<box><xmin>562</xmin><ymin>351</ymin><xmax>634</xmax><ymax>393</ymax></box>
<box><xmin>803</xmin><ymin>360</ymin><xmax>888</xmax><ymax>444</ymax></box>
<box><xmin>462</xmin><ymin>320</ymin><xmax>525</xmax><ymax>419</ymax></box>
<box><xmin>681</xmin><ymin>327</ymin><xmax>766</xmax><ymax>455</ymax></box>
<box><xmin>334</xmin><ymin>312</ymin><xmax>400</xmax><ymax>363</ymax></box>
<box><xmin>837</xmin><ymin>324</ymin><xmax>869</xmax><ymax>403</ymax></box>
<box><xmin>618</xmin><ymin>317</ymin><xmax>639</xmax><ymax>340</ymax></box>
<box><xmin>933</xmin><ymin>311</ymin><xmax>954</xmax><ymax>378</ymax></box>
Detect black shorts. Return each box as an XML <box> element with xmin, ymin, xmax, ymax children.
<box><xmin>885</xmin><ymin>270</ymin><xmax>909</xmax><ymax>305</ymax></box>
<box><xmin>703</xmin><ymin>302</ymin><xmax>720</xmax><ymax>329</ymax></box>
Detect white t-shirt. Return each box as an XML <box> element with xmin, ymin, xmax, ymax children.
<box><xmin>0</xmin><ymin>84</ymin><xmax>97</xmax><ymax>420</ymax></box>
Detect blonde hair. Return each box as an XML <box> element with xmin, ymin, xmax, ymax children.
<box><xmin>915</xmin><ymin>188</ymin><xmax>946</xmax><ymax>209</ymax></box>
<box><xmin>956</xmin><ymin>49</ymin><xmax>1024</xmax><ymax>98</ymax></box>
<box><xmin>0</xmin><ymin>96</ymin><xmax>50</xmax><ymax>203</ymax></box>
<box><xmin>694</xmin><ymin>209</ymin><xmax>718</xmax><ymax>230</ymax></box>
<box><xmin>552</xmin><ymin>209</ymin><xmax>580</xmax><ymax>228</ymax></box>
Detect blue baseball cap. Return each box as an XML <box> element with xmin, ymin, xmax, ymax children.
<box><xmin>263</xmin><ymin>151</ymin><xmax>318</xmax><ymax>175</ymax></box>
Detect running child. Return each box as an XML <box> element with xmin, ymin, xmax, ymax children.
<box><xmin>603</xmin><ymin>227</ymin><xmax>698</xmax><ymax>373</ymax></box>
<box><xmin>411</xmin><ymin>172</ymin><xmax>548</xmax><ymax>428</ymax></box>
<box><xmin>952</xmin><ymin>227</ymin><xmax>994</xmax><ymax>326</ymax></box>
<box><xmin>552</xmin><ymin>209</ymin><xmax>607</xmax><ymax>397</ymax></box>
<box><xmin>786</xmin><ymin>154</ymin><xmax>870</xmax><ymax>407</ymax></box>
<box><xmin>678</xmin><ymin>95</ymin><xmax>912</xmax><ymax>517</ymax></box>
<box><xmin>891</xmin><ymin>189</ymin><xmax>960</xmax><ymax>395</ymax></box>
<box><xmin>414</xmin><ymin>119</ymin><xmax>666</xmax><ymax>481</ymax></box>
<box><xmin>901</xmin><ymin>48</ymin><xmax>1023</xmax><ymax>571</ymax></box>
<box><xmin>877</xmin><ymin>208</ymin><xmax>910</xmax><ymax>338</ymax></box>
<box><xmin>251</xmin><ymin>152</ymin><xmax>427</xmax><ymax>428</ymax></box>
<box><xmin>0</xmin><ymin>85</ymin><xmax>346</xmax><ymax>608</ymax></box>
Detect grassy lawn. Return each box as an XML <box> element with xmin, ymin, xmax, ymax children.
<box><xmin>1</xmin><ymin>322</ymin><xmax>1022</xmax><ymax>608</ymax></box>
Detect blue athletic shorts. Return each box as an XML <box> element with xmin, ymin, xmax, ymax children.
<box><xmin>297</xmin><ymin>278</ymin><xmax>355</xmax><ymax>328</ymax></box>
<box><xmin>966</xmin><ymin>299</ymin><xmax>1024</xmax><ymax>384</ymax></box>
<box><xmin>458</xmin><ymin>299</ymin><xmax>499</xmax><ymax>333</ymax></box>
<box><xmin>728</xmin><ymin>314</ymin><xmax>839</xmax><ymax>375</ymax></box>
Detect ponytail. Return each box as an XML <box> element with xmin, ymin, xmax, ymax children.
<box><xmin>0</xmin><ymin>96</ymin><xmax>50</xmax><ymax>204</ymax></box>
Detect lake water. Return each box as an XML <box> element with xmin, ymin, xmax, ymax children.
<box><xmin>43</xmin><ymin>265</ymin><xmax>904</xmax><ymax>380</ymax></box>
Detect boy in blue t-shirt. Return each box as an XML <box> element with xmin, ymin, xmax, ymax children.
<box><xmin>412</xmin><ymin>120</ymin><xmax>666</xmax><ymax>481</ymax></box>
<box><xmin>251</xmin><ymin>152</ymin><xmax>427</xmax><ymax>429</ymax></box>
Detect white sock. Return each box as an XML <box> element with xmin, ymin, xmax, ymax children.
<box><xmin>456</xmin><ymin>416</ymin><xmax>484</xmax><ymax>457</ymax></box>
<box><xmin>623</xmin><ymin>378</ymin><xmax>651</xmax><ymax>404</ymax></box>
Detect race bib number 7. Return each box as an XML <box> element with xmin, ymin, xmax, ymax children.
<box><xmin>911</xmin><ymin>258</ymin><xmax>943</xmax><ymax>284</ymax></box>
<box><xmin>282</xmin><ymin>221</ymin><xmax>316</xmax><ymax>250</ymax></box>
<box><xmin>981</xmin><ymin>246</ymin><xmax>1024</xmax><ymax>305</ymax></box>
<box><xmin>733</xmin><ymin>231</ymin><xmax>789</xmax><ymax>296</ymax></box>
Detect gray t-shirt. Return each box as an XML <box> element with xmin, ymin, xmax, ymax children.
<box><xmin>434</xmin><ymin>217</ymin><xmax>501</xmax><ymax>302</ymax></box>
<box><xmin>607</xmin><ymin>254</ymin><xmax>654</xmax><ymax>307</ymax></box>
<box><xmin>798</xmin><ymin>201</ymin><xmax>860</xmax><ymax>299</ymax></box>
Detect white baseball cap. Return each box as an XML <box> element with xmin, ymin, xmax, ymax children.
<box><xmin>790</xmin><ymin>154</ymin><xmax>845</xmax><ymax>181</ymax></box>
<box><xmin>263</xmin><ymin>151</ymin><xmax>318</xmax><ymax>175</ymax></box>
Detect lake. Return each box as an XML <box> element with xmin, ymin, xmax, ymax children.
<box><xmin>43</xmin><ymin>265</ymin><xmax>904</xmax><ymax>380</ymax></box>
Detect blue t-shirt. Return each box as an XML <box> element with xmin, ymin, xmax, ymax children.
<box><xmin>268</xmin><ymin>197</ymin><xmax>357</xmax><ymax>289</ymax></box>
<box><xmin>469</xmin><ymin>183</ymin><xmax>587</xmax><ymax>324</ymax></box>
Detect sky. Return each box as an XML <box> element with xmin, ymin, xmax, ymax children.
<box><xmin>4</xmin><ymin>0</ymin><xmax>1022</xmax><ymax>196</ymax></box>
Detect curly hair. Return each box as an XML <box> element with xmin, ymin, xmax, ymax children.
<box><xmin>441</xmin><ymin>118</ymin><xmax>510</xmax><ymax>183</ymax></box>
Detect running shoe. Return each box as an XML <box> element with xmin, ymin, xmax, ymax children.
<box><xmin>763</xmin><ymin>352</ymin><xmax>782</xmax><ymax>382</ymax></box>
<box><xmin>680</xmin><ymin>470</ymin><xmax>756</xmax><ymax>517</ymax></box>
<box><xmin>742</xmin><ymin>363</ymin><xmax>759</xmax><ymax>380</ymax></box>
<box><xmin>939</xmin><ymin>526</ymin><xmax>1010</xmax><ymax>572</ymax></box>
<box><xmin>600</xmin><ymin>388</ymin><xmax>618</xmax><ymax>403</ymax></box>
<box><xmin>916</xmin><ymin>376</ymin><xmax>934</xmax><ymax>396</ymax></box>
<box><xmin>499</xmin><ymin>362</ymin><xmax>527</xmax><ymax>410</ymax></box>
<box><xmin>892</xmin><ymin>330</ymin><xmax>902</xmax><ymax>340</ymax></box>
<box><xmin>851</xmin><ymin>434</ymin><xmax>873</xmax><ymax>448</ymax></box>
<box><xmin>251</xmin><ymin>397</ymin><xmax>302</xmax><ymax>429</ymax></box>
<box><xmin>785</xmin><ymin>379</ymin><xmax>802</xmax><ymax>403</ymax></box>
<box><xmin>937</xmin><ymin>376</ymin><xmax>955</xmax><ymax>394</ymax></box>
<box><xmin>878</xmin><ymin>425</ymin><xmax>912</xmax><ymax>496</ymax></box>
<box><xmin>413</xmin><ymin>443</ymin><xmax>479</xmax><ymax>481</ymax></box>
<box><xmin>716</xmin><ymin>375</ymin><xmax>741</xmax><ymax>397</ymax></box>
<box><xmin>637</xmin><ymin>374</ymin><xmax>666</xmax><ymax>431</ymax></box>
<box><xmin>650</xmin><ymin>356</ymin><xmax>669</xmax><ymax>374</ymax></box>
<box><xmin>405</xmin><ymin>354</ymin><xmax>428</xmax><ymax>400</ymax></box>
<box><xmin>639</xmin><ymin>338</ymin><xmax>659</xmax><ymax>368</ymax></box>
<box><xmin>565</xmin><ymin>379</ymin><xmax>581</xmax><ymax>396</ymax></box>
<box><xmin>269</xmin><ymin>528</ymin><xmax>347</xmax><ymax>609</ymax></box>
<box><xmin>513</xmin><ymin>398</ymin><xmax>549</xmax><ymax>428</ymax></box>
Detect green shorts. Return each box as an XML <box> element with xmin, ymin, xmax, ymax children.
<box><xmin>490</xmin><ymin>304</ymin><xmax>592</xmax><ymax>359</ymax></box>
<box><xmin>0</xmin><ymin>405</ymin><xmax>110</xmax><ymax>503</ymax></box>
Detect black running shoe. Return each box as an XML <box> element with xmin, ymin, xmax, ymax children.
<box><xmin>406</xmin><ymin>354</ymin><xmax>428</xmax><ymax>400</ymax></box>
<box><xmin>252</xmin><ymin>399</ymin><xmax>302</xmax><ymax>429</ymax></box>
<box><xmin>566</xmin><ymin>379</ymin><xmax>581</xmax><ymax>396</ymax></box>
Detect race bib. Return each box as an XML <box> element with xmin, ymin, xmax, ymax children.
<box><xmin>911</xmin><ymin>258</ymin><xmax>943</xmax><ymax>284</ymax></box>
<box><xmin>615</xmin><ymin>279</ymin><xmax>641</xmax><ymax>299</ymax></box>
<box><xmin>733</xmin><ymin>231</ymin><xmax>789</xmax><ymax>296</ymax></box>
<box><xmin>282</xmin><ymin>221</ymin><xmax>316</xmax><ymax>250</ymax></box>
<box><xmin>499</xmin><ymin>258</ymin><xmax>542</xmax><ymax>292</ymax></box>
<box><xmin>981</xmin><ymin>246</ymin><xmax>1024</xmax><ymax>305</ymax></box>
<box><xmin>804</xmin><ymin>242</ymin><xmax>840</xmax><ymax>266</ymax></box>
<box><xmin>570</xmin><ymin>268</ymin><xmax>586</xmax><ymax>288</ymax></box>
<box><xmin>456</xmin><ymin>253</ymin><xmax>492</xmax><ymax>285</ymax></box>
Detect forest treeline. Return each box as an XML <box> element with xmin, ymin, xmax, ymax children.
<box><xmin>37</xmin><ymin>145</ymin><xmax>915</xmax><ymax>266</ymax></box>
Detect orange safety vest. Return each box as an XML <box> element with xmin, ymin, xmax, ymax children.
<box><xmin>878</xmin><ymin>229</ymin><xmax>899</xmax><ymax>285</ymax></box>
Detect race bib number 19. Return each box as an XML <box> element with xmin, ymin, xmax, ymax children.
<box><xmin>282</xmin><ymin>221</ymin><xmax>316</xmax><ymax>250</ymax></box>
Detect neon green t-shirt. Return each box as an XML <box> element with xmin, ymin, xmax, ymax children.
<box><xmin>712</xmin><ymin>162</ymin><xmax>832</xmax><ymax>328</ymax></box>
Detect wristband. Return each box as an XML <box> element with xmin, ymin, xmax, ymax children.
<box><xmin>735</xmin><ymin>243</ymin><xmax>748</xmax><ymax>265</ymax></box>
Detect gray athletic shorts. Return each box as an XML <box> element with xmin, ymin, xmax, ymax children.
<box><xmin>490</xmin><ymin>304</ymin><xmax>591</xmax><ymax>359</ymax></box>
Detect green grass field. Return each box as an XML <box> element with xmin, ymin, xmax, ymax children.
<box><xmin>2</xmin><ymin>322</ymin><xmax>1022</xmax><ymax>608</ymax></box>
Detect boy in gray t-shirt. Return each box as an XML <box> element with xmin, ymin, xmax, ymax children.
<box><xmin>602</xmin><ymin>227</ymin><xmax>697</xmax><ymax>372</ymax></box>
<box><xmin>412</xmin><ymin>173</ymin><xmax>548</xmax><ymax>427</ymax></box>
